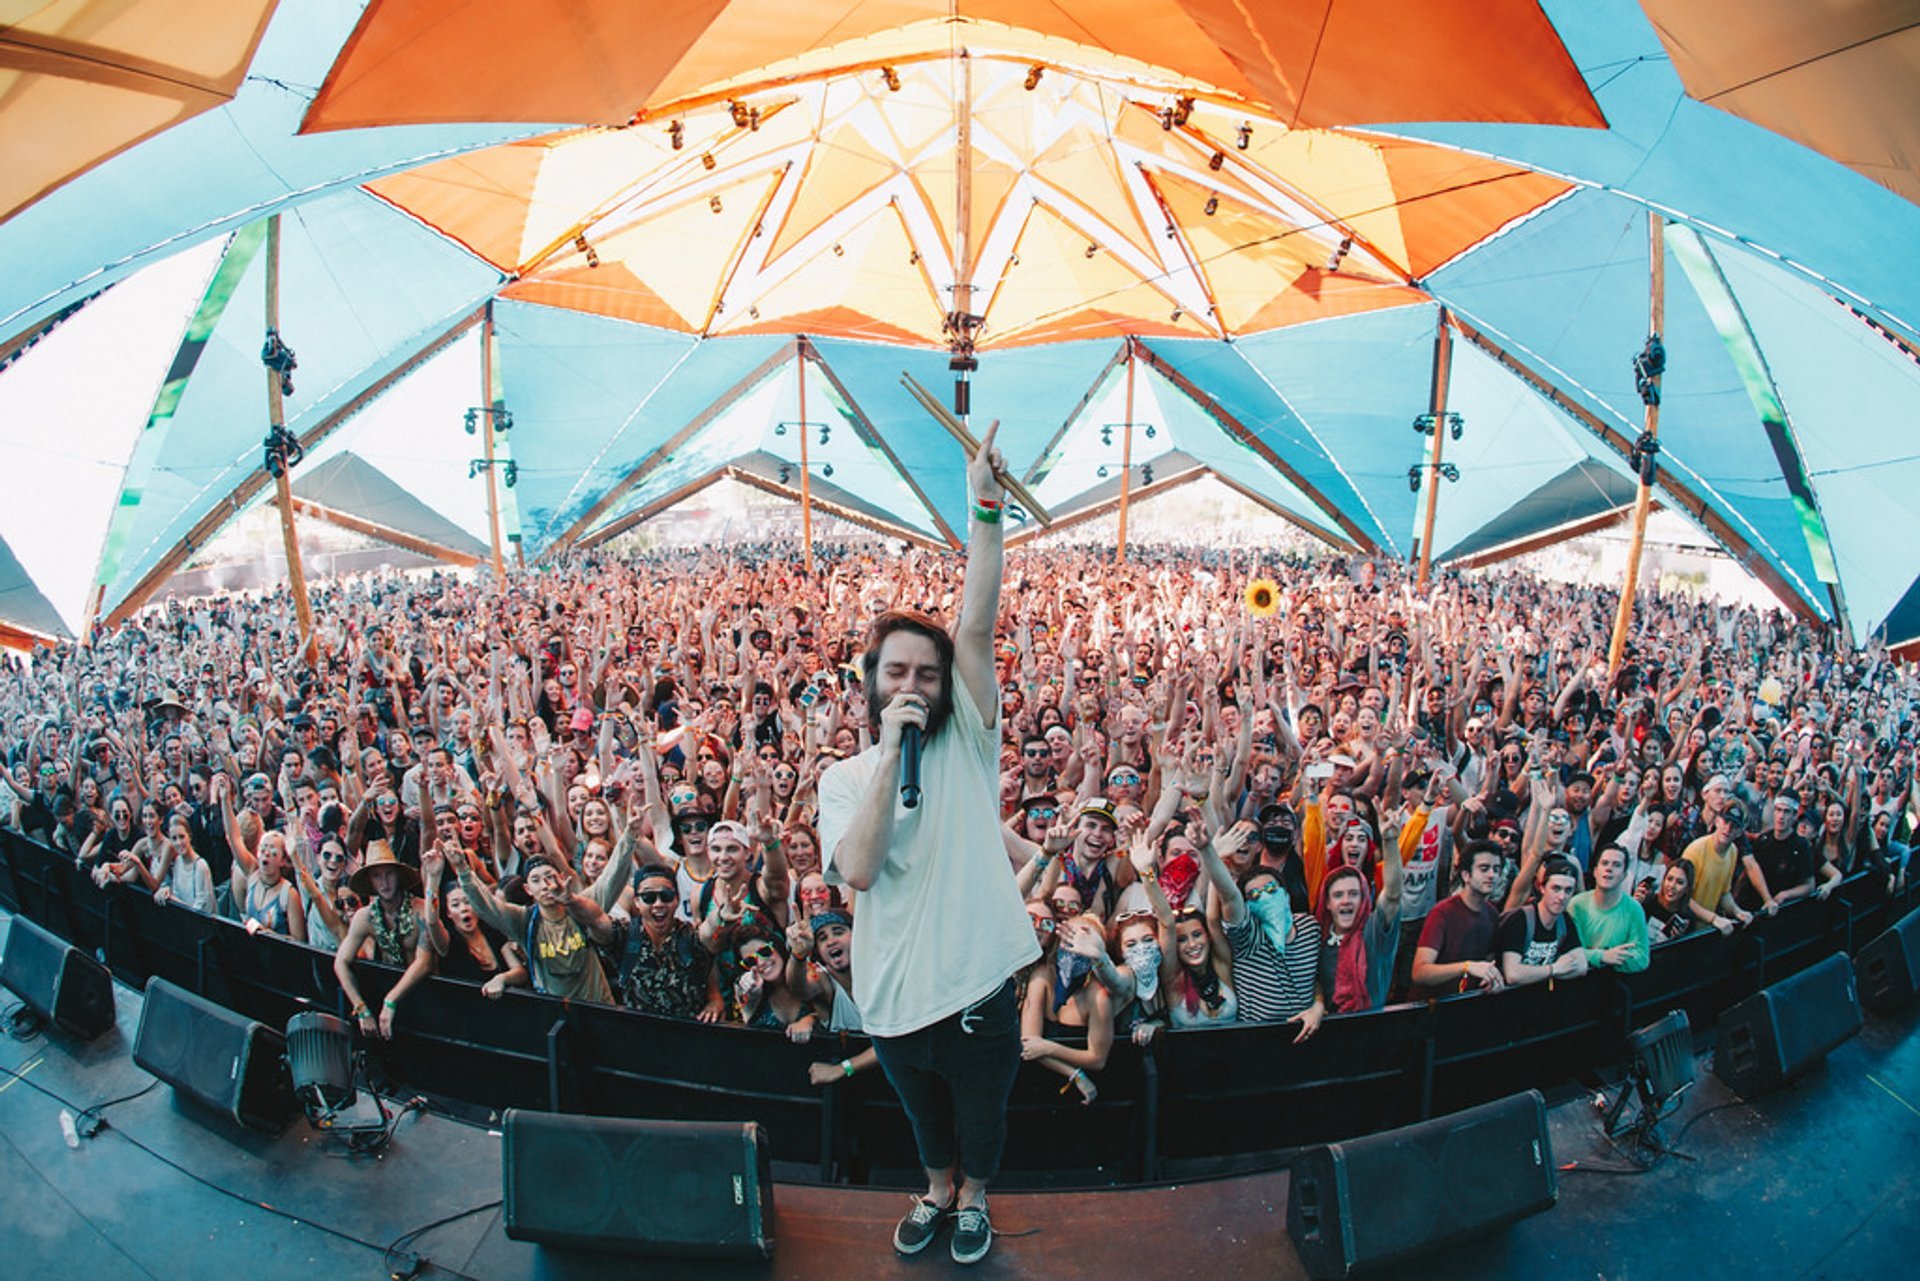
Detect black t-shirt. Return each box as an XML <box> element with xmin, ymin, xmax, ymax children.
<box><xmin>1736</xmin><ymin>831</ymin><xmax>1813</xmax><ymax>910</ymax></box>
<box><xmin>1493</xmin><ymin>905</ymin><xmax>1580</xmax><ymax>970</ymax></box>
<box><xmin>438</xmin><ymin>918</ymin><xmax>515</xmax><ymax>984</ymax></box>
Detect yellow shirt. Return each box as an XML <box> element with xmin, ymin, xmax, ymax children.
<box><xmin>1684</xmin><ymin>834</ymin><xmax>1740</xmax><ymax>912</ymax></box>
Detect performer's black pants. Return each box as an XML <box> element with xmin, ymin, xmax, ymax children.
<box><xmin>869</xmin><ymin>977</ymin><xmax>1022</xmax><ymax>1184</ymax></box>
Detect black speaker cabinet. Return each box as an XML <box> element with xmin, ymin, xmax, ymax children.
<box><xmin>133</xmin><ymin>977</ymin><xmax>295</xmax><ymax>1132</ymax></box>
<box><xmin>1857</xmin><ymin>906</ymin><xmax>1920</xmax><ymax>1015</ymax></box>
<box><xmin>1</xmin><ymin>915</ymin><xmax>114</xmax><ymax>1038</ymax></box>
<box><xmin>1287</xmin><ymin>1090</ymin><xmax>1557</xmax><ymax>1279</ymax></box>
<box><xmin>502</xmin><ymin>1111</ymin><xmax>775</xmax><ymax>1259</ymax></box>
<box><xmin>1714</xmin><ymin>951</ymin><xmax>1862</xmax><ymax>1096</ymax></box>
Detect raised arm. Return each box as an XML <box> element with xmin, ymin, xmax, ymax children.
<box><xmin>952</xmin><ymin>421</ymin><xmax>1007</xmax><ymax>727</ymax></box>
<box><xmin>1196</xmin><ymin>820</ymin><xmax>1255</xmax><ymax>928</ymax></box>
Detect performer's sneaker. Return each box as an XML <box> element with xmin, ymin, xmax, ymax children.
<box><xmin>892</xmin><ymin>1196</ymin><xmax>952</xmax><ymax>1256</ymax></box>
<box><xmin>950</xmin><ymin>1204</ymin><xmax>993</xmax><ymax>1265</ymax></box>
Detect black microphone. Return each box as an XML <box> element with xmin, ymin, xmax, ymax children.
<box><xmin>900</xmin><ymin>724</ymin><xmax>923</xmax><ymax>809</ymax></box>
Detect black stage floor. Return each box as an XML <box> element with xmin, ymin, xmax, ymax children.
<box><xmin>2</xmin><ymin>909</ymin><xmax>1916</xmax><ymax>1280</ymax></box>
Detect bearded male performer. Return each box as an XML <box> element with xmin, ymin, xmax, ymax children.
<box><xmin>818</xmin><ymin>423</ymin><xmax>1039</xmax><ymax>1266</ymax></box>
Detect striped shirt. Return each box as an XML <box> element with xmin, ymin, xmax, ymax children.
<box><xmin>1224</xmin><ymin>912</ymin><xmax>1322</xmax><ymax>1022</ymax></box>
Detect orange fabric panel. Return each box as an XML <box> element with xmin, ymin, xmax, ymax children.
<box><xmin>1644</xmin><ymin>0</ymin><xmax>1920</xmax><ymax>206</ymax></box>
<box><xmin>365</xmin><ymin>142</ymin><xmax>550</xmax><ymax>269</ymax></box>
<box><xmin>1</xmin><ymin>0</ymin><xmax>276</xmax><ymax>220</ymax></box>
<box><xmin>7</xmin><ymin>0</ymin><xmax>273</xmax><ymax>83</ymax></box>
<box><xmin>766</xmin><ymin>123</ymin><xmax>898</xmax><ymax>262</ymax></box>
<box><xmin>501</xmin><ymin>270</ymin><xmax>688</xmax><ymax>332</ymax></box>
<box><xmin>982</xmin><ymin>202</ymin><xmax>1216</xmax><ymax>346</ymax></box>
<box><xmin>722</xmin><ymin>205</ymin><xmax>943</xmax><ymax>344</ymax></box>
<box><xmin>1154</xmin><ymin>170</ymin><xmax>1426</xmax><ymax>332</ymax></box>
<box><xmin>304</xmin><ymin>0</ymin><xmax>734</xmax><ymax>131</ymax></box>
<box><xmin>303</xmin><ymin>0</ymin><xmax>1601</xmax><ymax>134</ymax></box>
<box><xmin>1370</xmin><ymin>140</ymin><xmax>1571</xmax><ymax>278</ymax></box>
<box><xmin>1171</xmin><ymin>0</ymin><xmax>1605</xmax><ymax>130</ymax></box>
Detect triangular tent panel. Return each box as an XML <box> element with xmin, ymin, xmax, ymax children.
<box><xmin>289</xmin><ymin>452</ymin><xmax>490</xmax><ymax>560</ymax></box>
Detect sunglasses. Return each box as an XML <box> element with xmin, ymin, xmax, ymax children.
<box><xmin>1031</xmin><ymin>917</ymin><xmax>1057</xmax><ymax>934</ymax></box>
<box><xmin>1109</xmin><ymin>772</ymin><xmax>1142</xmax><ymax>786</ymax></box>
<box><xmin>679</xmin><ymin>818</ymin><xmax>714</xmax><ymax>833</ymax></box>
<box><xmin>636</xmin><ymin>889</ymin><xmax>677</xmax><ymax>905</ymax></box>
<box><xmin>1246</xmin><ymin>881</ymin><xmax>1282</xmax><ymax>901</ymax></box>
<box><xmin>739</xmin><ymin>947</ymin><xmax>775</xmax><ymax>963</ymax></box>
<box><xmin>1028</xmin><ymin>807</ymin><xmax>1058</xmax><ymax>820</ymax></box>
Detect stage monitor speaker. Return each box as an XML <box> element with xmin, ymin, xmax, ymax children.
<box><xmin>1857</xmin><ymin>906</ymin><xmax>1920</xmax><ymax>1016</ymax></box>
<box><xmin>1</xmin><ymin>915</ymin><xmax>114</xmax><ymax>1039</ymax></box>
<box><xmin>1714</xmin><ymin>951</ymin><xmax>1862</xmax><ymax>1096</ymax></box>
<box><xmin>132</xmin><ymin>977</ymin><xmax>295</xmax><ymax>1132</ymax></box>
<box><xmin>502</xmin><ymin>1111</ymin><xmax>774</xmax><ymax>1259</ymax></box>
<box><xmin>1</xmin><ymin>910</ymin><xmax>113</xmax><ymax>1044</ymax></box>
<box><xmin>1287</xmin><ymin>1090</ymin><xmax>1556</xmax><ymax>1279</ymax></box>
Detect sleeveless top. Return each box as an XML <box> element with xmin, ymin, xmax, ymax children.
<box><xmin>1168</xmin><ymin>969</ymin><xmax>1239</xmax><ymax>1028</ymax></box>
<box><xmin>245</xmin><ymin>879</ymin><xmax>291</xmax><ymax>935</ymax></box>
<box><xmin>306</xmin><ymin>894</ymin><xmax>342</xmax><ymax>952</ymax></box>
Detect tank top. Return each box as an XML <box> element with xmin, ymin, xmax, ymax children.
<box><xmin>246</xmin><ymin>879</ymin><xmax>291</xmax><ymax>935</ymax></box>
<box><xmin>1168</xmin><ymin>969</ymin><xmax>1239</xmax><ymax>1027</ymax></box>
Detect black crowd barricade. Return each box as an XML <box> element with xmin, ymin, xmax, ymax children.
<box><xmin>1</xmin><ymin>827</ymin><xmax>1911</xmax><ymax>1187</ymax></box>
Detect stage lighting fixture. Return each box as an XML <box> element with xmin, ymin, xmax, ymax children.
<box><xmin>710</xmin><ymin>195</ymin><xmax>724</xmax><ymax>214</ymax></box>
<box><xmin>1025</xmin><ymin>65</ymin><xmax>1043</xmax><ymax>90</ymax></box>
<box><xmin>729</xmin><ymin>99</ymin><xmax>750</xmax><ymax>128</ymax></box>
<box><xmin>1237</xmin><ymin>123</ymin><xmax>1252</xmax><ymax>150</ymax></box>
<box><xmin>1209</xmin><ymin>151</ymin><xmax>1225</xmax><ymax>171</ymax></box>
<box><xmin>882</xmin><ymin>66</ymin><xmax>901</xmax><ymax>91</ymax></box>
<box><xmin>668</xmin><ymin>120</ymin><xmax>683</xmax><ymax>150</ymax></box>
<box><xmin>1204</xmin><ymin>195</ymin><xmax>1219</xmax><ymax>216</ymax></box>
<box><xmin>286</xmin><ymin>1010</ymin><xmax>420</xmax><ymax>1154</ymax></box>
<box><xmin>1601</xmin><ymin>1009</ymin><xmax>1694</xmax><ymax>1161</ymax></box>
<box><xmin>702</xmin><ymin>152</ymin><xmax>716</xmax><ymax>171</ymax></box>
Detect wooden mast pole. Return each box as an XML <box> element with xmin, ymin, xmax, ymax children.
<box><xmin>1116</xmin><ymin>337</ymin><xmax>1137</xmax><ymax>564</ymax></box>
<box><xmin>264</xmin><ymin>215</ymin><xmax>314</xmax><ymax>662</ymax></box>
<box><xmin>1416</xmin><ymin>308</ymin><xmax>1452</xmax><ymax>589</ymax></box>
<box><xmin>797</xmin><ymin>337</ymin><xmax>815</xmax><ymax>574</ymax></box>
<box><xmin>1607</xmin><ymin>213</ymin><xmax>1666</xmax><ymax>678</ymax></box>
<box><xmin>480</xmin><ymin>301</ymin><xmax>505</xmax><ymax>580</ymax></box>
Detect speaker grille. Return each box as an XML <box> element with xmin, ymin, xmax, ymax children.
<box><xmin>503</xmin><ymin>1112</ymin><xmax>774</xmax><ymax>1258</ymax></box>
<box><xmin>1</xmin><ymin>917</ymin><xmax>113</xmax><ymax>1039</ymax></box>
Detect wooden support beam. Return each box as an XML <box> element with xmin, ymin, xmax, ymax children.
<box><xmin>546</xmin><ymin>342</ymin><xmax>794</xmax><ymax>554</ymax></box>
<box><xmin>1446</xmin><ymin>314</ymin><xmax>1823</xmax><ymax>625</ymax></box>
<box><xmin>279</xmin><ymin>497</ymin><xmax>483</xmax><ymax>567</ymax></box>
<box><xmin>1202</xmin><ymin>468</ymin><xmax>1359</xmax><ymax>552</ymax></box>
<box><xmin>264</xmin><ymin>216</ymin><xmax>316</xmax><ymax>661</ymax></box>
<box><xmin>480</xmin><ymin>302</ymin><xmax>505</xmax><ymax>579</ymax></box>
<box><xmin>1116</xmin><ymin>337</ymin><xmax>1137</xmax><ymax>564</ymax></box>
<box><xmin>1005</xmin><ymin>464</ymin><xmax>1209</xmax><ymax>549</ymax></box>
<box><xmin>104</xmin><ymin>305</ymin><xmax>486</xmax><ymax>628</ymax></box>
<box><xmin>725</xmin><ymin>467</ymin><xmax>947</xmax><ymax>551</ymax></box>
<box><xmin>1450</xmin><ymin>503</ymin><xmax>1655</xmax><ymax>571</ymax></box>
<box><xmin>1130</xmin><ymin>342</ymin><xmax>1380</xmax><ymax>554</ymax></box>
<box><xmin>1608</xmin><ymin>213</ymin><xmax>1665</xmax><ymax>680</ymax></box>
<box><xmin>1019</xmin><ymin>341</ymin><xmax>1132</xmax><ymax>486</ymax></box>
<box><xmin>575</xmin><ymin>468</ymin><xmax>732</xmax><ymax>549</ymax></box>
<box><xmin>1416</xmin><ymin>308</ymin><xmax>1452</xmax><ymax>589</ymax></box>
<box><xmin>803</xmin><ymin>348</ymin><xmax>962</xmax><ymax>550</ymax></box>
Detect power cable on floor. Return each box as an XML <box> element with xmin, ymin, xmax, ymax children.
<box><xmin>0</xmin><ymin>1060</ymin><xmax>488</xmax><ymax>1279</ymax></box>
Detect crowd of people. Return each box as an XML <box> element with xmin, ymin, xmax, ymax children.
<box><xmin>0</xmin><ymin>541</ymin><xmax>1911</xmax><ymax>1099</ymax></box>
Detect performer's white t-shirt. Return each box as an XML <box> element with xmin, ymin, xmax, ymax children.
<box><xmin>819</xmin><ymin>681</ymin><xmax>1040</xmax><ymax>1038</ymax></box>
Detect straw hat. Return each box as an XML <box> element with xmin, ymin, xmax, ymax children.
<box><xmin>348</xmin><ymin>840</ymin><xmax>422</xmax><ymax>898</ymax></box>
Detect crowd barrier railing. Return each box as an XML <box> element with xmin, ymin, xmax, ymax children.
<box><xmin>1</xmin><ymin>827</ymin><xmax>1910</xmax><ymax>1186</ymax></box>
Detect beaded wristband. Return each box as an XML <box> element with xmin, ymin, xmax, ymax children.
<box><xmin>971</xmin><ymin>503</ymin><xmax>1002</xmax><ymax>524</ymax></box>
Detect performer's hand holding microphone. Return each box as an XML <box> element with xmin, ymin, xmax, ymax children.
<box><xmin>881</xmin><ymin>692</ymin><xmax>929</xmax><ymax>810</ymax></box>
